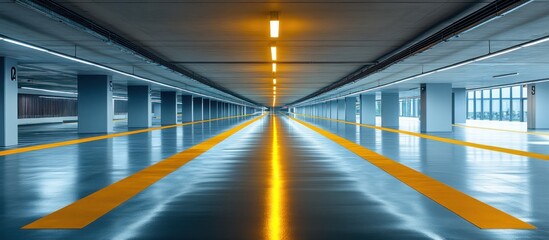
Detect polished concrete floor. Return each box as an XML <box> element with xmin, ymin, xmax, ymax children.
<box><xmin>1</xmin><ymin>114</ymin><xmax>548</xmax><ymax>239</ymax></box>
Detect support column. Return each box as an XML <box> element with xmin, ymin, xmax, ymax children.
<box><xmin>153</xmin><ymin>103</ymin><xmax>161</xmax><ymax>119</ymax></box>
<box><xmin>337</xmin><ymin>98</ymin><xmax>345</xmax><ymax>120</ymax></box>
<box><xmin>161</xmin><ymin>91</ymin><xmax>177</xmax><ymax>125</ymax></box>
<box><xmin>127</xmin><ymin>85</ymin><xmax>151</xmax><ymax>128</ymax></box>
<box><xmin>453</xmin><ymin>88</ymin><xmax>467</xmax><ymax>124</ymax></box>
<box><xmin>181</xmin><ymin>95</ymin><xmax>193</xmax><ymax>123</ymax></box>
<box><xmin>211</xmin><ymin>100</ymin><xmax>218</xmax><ymax>119</ymax></box>
<box><xmin>203</xmin><ymin>99</ymin><xmax>211</xmax><ymax>120</ymax></box>
<box><xmin>381</xmin><ymin>92</ymin><xmax>399</xmax><ymax>128</ymax></box>
<box><xmin>527</xmin><ymin>83</ymin><xmax>549</xmax><ymax>129</ymax></box>
<box><xmin>0</xmin><ymin>57</ymin><xmax>18</xmax><ymax>146</ymax></box>
<box><xmin>360</xmin><ymin>94</ymin><xmax>376</xmax><ymax>125</ymax></box>
<box><xmin>345</xmin><ymin>97</ymin><xmax>356</xmax><ymax>122</ymax></box>
<box><xmin>78</xmin><ymin>75</ymin><xmax>113</xmax><ymax>133</ymax></box>
<box><xmin>330</xmin><ymin>100</ymin><xmax>337</xmax><ymax>119</ymax></box>
<box><xmin>420</xmin><ymin>83</ymin><xmax>452</xmax><ymax>132</ymax></box>
<box><xmin>193</xmin><ymin>97</ymin><xmax>203</xmax><ymax>121</ymax></box>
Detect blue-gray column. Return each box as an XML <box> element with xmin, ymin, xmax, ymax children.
<box><xmin>0</xmin><ymin>57</ymin><xmax>18</xmax><ymax>146</ymax></box>
<box><xmin>203</xmin><ymin>99</ymin><xmax>211</xmax><ymax>120</ymax></box>
<box><xmin>211</xmin><ymin>100</ymin><xmax>218</xmax><ymax>119</ymax></box>
<box><xmin>78</xmin><ymin>75</ymin><xmax>113</xmax><ymax>133</ymax></box>
<box><xmin>453</xmin><ymin>88</ymin><xmax>466</xmax><ymax>124</ymax></box>
<box><xmin>337</xmin><ymin>98</ymin><xmax>345</xmax><ymax>120</ymax></box>
<box><xmin>324</xmin><ymin>102</ymin><xmax>330</xmax><ymax>118</ymax></box>
<box><xmin>330</xmin><ymin>100</ymin><xmax>338</xmax><ymax>119</ymax></box>
<box><xmin>527</xmin><ymin>82</ymin><xmax>549</xmax><ymax>129</ymax></box>
<box><xmin>360</xmin><ymin>94</ymin><xmax>376</xmax><ymax>125</ymax></box>
<box><xmin>345</xmin><ymin>97</ymin><xmax>356</xmax><ymax>122</ymax></box>
<box><xmin>153</xmin><ymin>103</ymin><xmax>161</xmax><ymax>119</ymax></box>
<box><xmin>181</xmin><ymin>95</ymin><xmax>193</xmax><ymax>123</ymax></box>
<box><xmin>420</xmin><ymin>83</ymin><xmax>452</xmax><ymax>132</ymax></box>
<box><xmin>381</xmin><ymin>92</ymin><xmax>399</xmax><ymax>128</ymax></box>
<box><xmin>127</xmin><ymin>85</ymin><xmax>151</xmax><ymax>128</ymax></box>
<box><xmin>193</xmin><ymin>97</ymin><xmax>203</xmax><ymax>121</ymax></box>
<box><xmin>161</xmin><ymin>91</ymin><xmax>177</xmax><ymax>125</ymax></box>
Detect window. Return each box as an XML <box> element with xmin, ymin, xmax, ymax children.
<box><xmin>491</xmin><ymin>88</ymin><xmax>500</xmax><ymax>120</ymax></box>
<box><xmin>466</xmin><ymin>85</ymin><xmax>527</xmax><ymax>122</ymax></box>
<box><xmin>482</xmin><ymin>90</ymin><xmax>491</xmax><ymax>120</ymax></box>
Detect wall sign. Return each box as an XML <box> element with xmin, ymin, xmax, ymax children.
<box><xmin>531</xmin><ymin>86</ymin><xmax>536</xmax><ymax>96</ymax></box>
<box><xmin>10</xmin><ymin>67</ymin><xmax>16</xmax><ymax>81</ymax></box>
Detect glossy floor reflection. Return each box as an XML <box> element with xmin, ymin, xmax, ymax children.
<box><xmin>1</xmin><ymin>113</ymin><xmax>548</xmax><ymax>239</ymax></box>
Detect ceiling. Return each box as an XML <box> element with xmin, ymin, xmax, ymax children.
<box><xmin>291</xmin><ymin>0</ymin><xmax>549</xmax><ymax>106</ymax></box>
<box><xmin>0</xmin><ymin>0</ymin><xmax>492</xmax><ymax>107</ymax></box>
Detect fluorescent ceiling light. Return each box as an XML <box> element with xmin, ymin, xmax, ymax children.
<box><xmin>273</xmin><ymin>86</ymin><xmax>276</xmax><ymax>90</ymax></box>
<box><xmin>21</xmin><ymin>87</ymin><xmax>77</xmax><ymax>95</ymax></box>
<box><xmin>493</xmin><ymin>72</ymin><xmax>519</xmax><ymax>78</ymax></box>
<box><xmin>291</xmin><ymin>34</ymin><xmax>549</xmax><ymax>108</ymax></box>
<box><xmin>270</xmin><ymin>12</ymin><xmax>279</xmax><ymax>38</ymax></box>
<box><xmin>273</xmin><ymin>78</ymin><xmax>277</xmax><ymax>84</ymax></box>
<box><xmin>1</xmin><ymin>35</ymin><xmax>256</xmax><ymax>108</ymax></box>
<box><xmin>272</xmin><ymin>63</ymin><xmax>277</xmax><ymax>73</ymax></box>
<box><xmin>38</xmin><ymin>96</ymin><xmax>76</xmax><ymax>100</ymax></box>
<box><xmin>271</xmin><ymin>46</ymin><xmax>277</xmax><ymax>61</ymax></box>
<box><xmin>270</xmin><ymin>20</ymin><xmax>279</xmax><ymax>38</ymax></box>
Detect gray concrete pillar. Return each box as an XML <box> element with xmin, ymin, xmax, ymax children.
<box><xmin>161</xmin><ymin>91</ymin><xmax>177</xmax><ymax>125</ymax></box>
<box><xmin>0</xmin><ymin>57</ymin><xmax>18</xmax><ymax>146</ymax></box>
<box><xmin>360</xmin><ymin>94</ymin><xmax>376</xmax><ymax>125</ymax></box>
<box><xmin>77</xmin><ymin>75</ymin><xmax>113</xmax><ymax>133</ymax></box>
<box><xmin>453</xmin><ymin>88</ymin><xmax>467</xmax><ymax>124</ymax></box>
<box><xmin>203</xmin><ymin>99</ymin><xmax>211</xmax><ymax>120</ymax></box>
<box><xmin>211</xmin><ymin>100</ymin><xmax>218</xmax><ymax>119</ymax></box>
<box><xmin>527</xmin><ymin>83</ymin><xmax>549</xmax><ymax>129</ymax></box>
<box><xmin>181</xmin><ymin>95</ymin><xmax>193</xmax><ymax>123</ymax></box>
<box><xmin>153</xmin><ymin>103</ymin><xmax>161</xmax><ymax>119</ymax></box>
<box><xmin>330</xmin><ymin>100</ymin><xmax>337</xmax><ymax>119</ymax></box>
<box><xmin>337</xmin><ymin>98</ymin><xmax>345</xmax><ymax>120</ymax></box>
<box><xmin>127</xmin><ymin>85</ymin><xmax>151</xmax><ymax>128</ymax></box>
<box><xmin>420</xmin><ymin>83</ymin><xmax>452</xmax><ymax>132</ymax></box>
<box><xmin>345</xmin><ymin>97</ymin><xmax>356</xmax><ymax>122</ymax></box>
<box><xmin>193</xmin><ymin>97</ymin><xmax>203</xmax><ymax>121</ymax></box>
<box><xmin>381</xmin><ymin>92</ymin><xmax>399</xmax><ymax>128</ymax></box>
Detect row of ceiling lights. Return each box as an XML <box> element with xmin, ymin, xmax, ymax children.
<box><xmin>270</xmin><ymin>12</ymin><xmax>279</xmax><ymax>107</ymax></box>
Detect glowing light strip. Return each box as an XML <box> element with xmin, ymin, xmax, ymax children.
<box><xmin>291</xmin><ymin>34</ymin><xmax>549</xmax><ymax>108</ymax></box>
<box><xmin>21</xmin><ymin>87</ymin><xmax>77</xmax><ymax>95</ymax></box>
<box><xmin>0</xmin><ymin>35</ymin><xmax>256</xmax><ymax>108</ymax></box>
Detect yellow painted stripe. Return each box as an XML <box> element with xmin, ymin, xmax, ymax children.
<box><xmin>0</xmin><ymin>114</ymin><xmax>255</xmax><ymax>157</ymax></box>
<box><xmin>293</xmin><ymin>114</ymin><xmax>549</xmax><ymax>161</ymax></box>
<box><xmin>288</xmin><ymin>115</ymin><xmax>534</xmax><ymax>229</ymax></box>
<box><xmin>453</xmin><ymin>124</ymin><xmax>549</xmax><ymax>137</ymax></box>
<box><xmin>22</xmin><ymin>114</ymin><xmax>266</xmax><ymax>229</ymax></box>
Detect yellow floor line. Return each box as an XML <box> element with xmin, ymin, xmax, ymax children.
<box><xmin>288</xmin><ymin>115</ymin><xmax>535</xmax><ymax>229</ymax></box>
<box><xmin>22</xmin><ymin>114</ymin><xmax>266</xmax><ymax>229</ymax></box>
<box><xmin>453</xmin><ymin>124</ymin><xmax>549</xmax><ymax>137</ymax></box>
<box><xmin>0</xmin><ymin>114</ymin><xmax>255</xmax><ymax>157</ymax></box>
<box><xmin>293</xmin><ymin>114</ymin><xmax>549</xmax><ymax>161</ymax></box>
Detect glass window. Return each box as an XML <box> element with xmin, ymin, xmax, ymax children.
<box><xmin>502</xmin><ymin>99</ymin><xmax>511</xmax><ymax>121</ymax></box>
<box><xmin>523</xmin><ymin>99</ymin><xmax>528</xmax><ymax>122</ymax></box>
<box><xmin>522</xmin><ymin>85</ymin><xmax>528</xmax><ymax>98</ymax></box>
<box><xmin>502</xmin><ymin>87</ymin><xmax>511</xmax><ymax>98</ymax></box>
<box><xmin>512</xmin><ymin>86</ymin><xmax>521</xmax><ymax>99</ymax></box>
<box><xmin>512</xmin><ymin>99</ymin><xmax>521</xmax><ymax>121</ymax></box>
<box><xmin>475</xmin><ymin>98</ymin><xmax>482</xmax><ymax>120</ymax></box>
<box><xmin>467</xmin><ymin>99</ymin><xmax>474</xmax><ymax>119</ymax></box>
<box><xmin>491</xmin><ymin>88</ymin><xmax>500</xmax><ymax>98</ymax></box>
<box><xmin>468</xmin><ymin>91</ymin><xmax>474</xmax><ymax>99</ymax></box>
<box><xmin>491</xmin><ymin>99</ymin><xmax>500</xmax><ymax>120</ymax></box>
